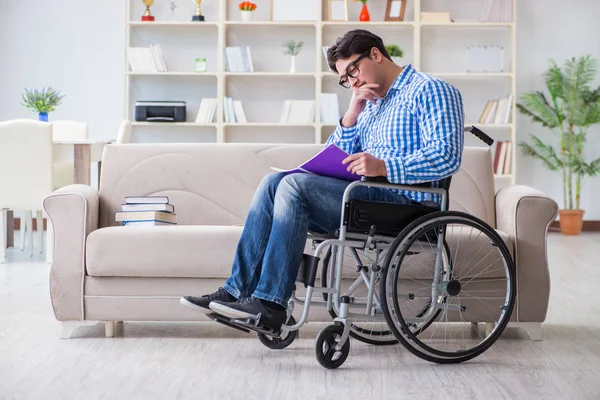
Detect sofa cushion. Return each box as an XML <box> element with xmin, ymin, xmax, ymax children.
<box><xmin>86</xmin><ymin>226</ymin><xmax>243</xmax><ymax>278</ymax></box>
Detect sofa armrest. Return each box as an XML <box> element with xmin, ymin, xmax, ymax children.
<box><xmin>43</xmin><ymin>184</ymin><xmax>99</xmax><ymax>321</ymax></box>
<box><xmin>495</xmin><ymin>185</ymin><xmax>558</xmax><ymax>322</ymax></box>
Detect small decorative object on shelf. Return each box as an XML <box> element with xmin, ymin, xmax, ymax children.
<box><xmin>141</xmin><ymin>0</ymin><xmax>155</xmax><ymax>21</ymax></box>
<box><xmin>283</xmin><ymin>40</ymin><xmax>304</xmax><ymax>73</ymax></box>
<box><xmin>385</xmin><ymin>44</ymin><xmax>404</xmax><ymax>65</ymax></box>
<box><xmin>385</xmin><ymin>0</ymin><xmax>407</xmax><ymax>21</ymax></box>
<box><xmin>192</xmin><ymin>0</ymin><xmax>205</xmax><ymax>21</ymax></box>
<box><xmin>168</xmin><ymin>1</ymin><xmax>179</xmax><ymax>20</ymax></box>
<box><xmin>21</xmin><ymin>86</ymin><xmax>65</xmax><ymax>122</ymax></box>
<box><xmin>239</xmin><ymin>1</ymin><xmax>257</xmax><ymax>22</ymax></box>
<box><xmin>354</xmin><ymin>0</ymin><xmax>370</xmax><ymax>22</ymax></box>
<box><xmin>195</xmin><ymin>57</ymin><xmax>207</xmax><ymax>72</ymax></box>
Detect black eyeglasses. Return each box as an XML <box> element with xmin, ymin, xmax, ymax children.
<box><xmin>339</xmin><ymin>53</ymin><xmax>370</xmax><ymax>88</ymax></box>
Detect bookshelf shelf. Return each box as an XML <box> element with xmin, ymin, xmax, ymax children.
<box><xmin>124</xmin><ymin>0</ymin><xmax>516</xmax><ymax>186</ymax></box>
<box><xmin>131</xmin><ymin>122</ymin><xmax>218</xmax><ymax>127</ymax></box>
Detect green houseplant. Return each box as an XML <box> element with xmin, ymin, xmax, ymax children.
<box><xmin>21</xmin><ymin>86</ymin><xmax>65</xmax><ymax>122</ymax></box>
<box><xmin>517</xmin><ymin>55</ymin><xmax>600</xmax><ymax>235</ymax></box>
<box><xmin>385</xmin><ymin>44</ymin><xmax>404</xmax><ymax>65</ymax></box>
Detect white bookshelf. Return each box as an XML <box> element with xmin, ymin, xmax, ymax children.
<box><xmin>124</xmin><ymin>0</ymin><xmax>516</xmax><ymax>183</ymax></box>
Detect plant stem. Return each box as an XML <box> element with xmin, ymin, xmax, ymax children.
<box><xmin>576</xmin><ymin>128</ymin><xmax>583</xmax><ymax>210</ymax></box>
<box><xmin>567</xmin><ymin>123</ymin><xmax>574</xmax><ymax>210</ymax></box>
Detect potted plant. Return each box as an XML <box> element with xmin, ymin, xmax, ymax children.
<box><xmin>21</xmin><ymin>86</ymin><xmax>65</xmax><ymax>122</ymax></box>
<box><xmin>283</xmin><ymin>40</ymin><xmax>303</xmax><ymax>73</ymax></box>
<box><xmin>354</xmin><ymin>0</ymin><xmax>370</xmax><ymax>21</ymax></box>
<box><xmin>239</xmin><ymin>1</ymin><xmax>257</xmax><ymax>22</ymax></box>
<box><xmin>385</xmin><ymin>44</ymin><xmax>404</xmax><ymax>65</ymax></box>
<box><xmin>517</xmin><ymin>55</ymin><xmax>600</xmax><ymax>235</ymax></box>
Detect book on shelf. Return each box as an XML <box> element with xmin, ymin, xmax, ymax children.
<box><xmin>271</xmin><ymin>143</ymin><xmax>360</xmax><ymax>182</ymax></box>
<box><xmin>225</xmin><ymin>46</ymin><xmax>254</xmax><ymax>73</ymax></box>
<box><xmin>420</xmin><ymin>12</ymin><xmax>451</xmax><ymax>23</ymax></box>
<box><xmin>128</xmin><ymin>44</ymin><xmax>168</xmax><ymax>73</ymax></box>
<box><xmin>322</xmin><ymin>46</ymin><xmax>333</xmax><ymax>71</ymax></box>
<box><xmin>223</xmin><ymin>97</ymin><xmax>248</xmax><ymax>123</ymax></box>
<box><xmin>195</xmin><ymin>98</ymin><xmax>218</xmax><ymax>124</ymax></box>
<box><xmin>492</xmin><ymin>140</ymin><xmax>512</xmax><ymax>175</ymax></box>
<box><xmin>479</xmin><ymin>0</ymin><xmax>513</xmax><ymax>22</ymax></box>
<box><xmin>280</xmin><ymin>100</ymin><xmax>315</xmax><ymax>124</ymax></box>
<box><xmin>478</xmin><ymin>94</ymin><xmax>512</xmax><ymax>124</ymax></box>
<box><xmin>117</xmin><ymin>196</ymin><xmax>177</xmax><ymax>226</ymax></box>
<box><xmin>320</xmin><ymin>93</ymin><xmax>340</xmax><ymax>124</ymax></box>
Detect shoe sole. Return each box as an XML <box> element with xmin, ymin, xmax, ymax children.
<box><xmin>179</xmin><ymin>297</ymin><xmax>211</xmax><ymax>313</ymax></box>
<box><xmin>209</xmin><ymin>301</ymin><xmax>256</xmax><ymax>320</ymax></box>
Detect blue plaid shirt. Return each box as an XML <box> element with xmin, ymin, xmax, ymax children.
<box><xmin>326</xmin><ymin>64</ymin><xmax>465</xmax><ymax>204</ymax></box>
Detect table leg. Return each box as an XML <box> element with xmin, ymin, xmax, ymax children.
<box><xmin>74</xmin><ymin>144</ymin><xmax>91</xmax><ymax>185</ymax></box>
<box><xmin>6</xmin><ymin>210</ymin><xmax>14</xmax><ymax>248</ymax></box>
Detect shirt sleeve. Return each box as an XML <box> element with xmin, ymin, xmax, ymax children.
<box><xmin>325</xmin><ymin>114</ymin><xmax>363</xmax><ymax>154</ymax></box>
<box><xmin>383</xmin><ymin>80</ymin><xmax>465</xmax><ymax>184</ymax></box>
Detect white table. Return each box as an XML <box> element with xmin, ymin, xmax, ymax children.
<box><xmin>53</xmin><ymin>139</ymin><xmax>112</xmax><ymax>185</ymax></box>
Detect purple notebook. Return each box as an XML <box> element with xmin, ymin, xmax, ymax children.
<box><xmin>271</xmin><ymin>144</ymin><xmax>361</xmax><ymax>181</ymax></box>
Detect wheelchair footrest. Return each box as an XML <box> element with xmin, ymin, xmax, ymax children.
<box><xmin>207</xmin><ymin>312</ymin><xmax>283</xmax><ymax>338</ymax></box>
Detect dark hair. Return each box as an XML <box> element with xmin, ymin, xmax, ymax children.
<box><xmin>327</xmin><ymin>29</ymin><xmax>392</xmax><ymax>73</ymax></box>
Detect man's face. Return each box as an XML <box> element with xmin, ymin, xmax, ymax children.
<box><xmin>335</xmin><ymin>49</ymin><xmax>379</xmax><ymax>90</ymax></box>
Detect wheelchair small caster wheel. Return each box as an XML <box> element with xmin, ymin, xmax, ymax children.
<box><xmin>315</xmin><ymin>324</ymin><xmax>350</xmax><ymax>369</ymax></box>
<box><xmin>257</xmin><ymin>316</ymin><xmax>297</xmax><ymax>350</ymax></box>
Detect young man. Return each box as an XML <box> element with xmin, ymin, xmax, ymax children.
<box><xmin>180</xmin><ymin>29</ymin><xmax>464</xmax><ymax>327</ymax></box>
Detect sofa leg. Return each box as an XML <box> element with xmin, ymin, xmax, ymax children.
<box><xmin>105</xmin><ymin>321</ymin><xmax>115</xmax><ymax>338</ymax></box>
<box><xmin>60</xmin><ymin>320</ymin><xmax>98</xmax><ymax>339</ymax></box>
<box><xmin>519</xmin><ymin>322</ymin><xmax>543</xmax><ymax>341</ymax></box>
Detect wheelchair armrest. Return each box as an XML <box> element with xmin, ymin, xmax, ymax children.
<box><xmin>360</xmin><ymin>176</ymin><xmax>390</xmax><ymax>184</ymax></box>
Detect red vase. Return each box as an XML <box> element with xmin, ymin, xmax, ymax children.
<box><xmin>359</xmin><ymin>3</ymin><xmax>370</xmax><ymax>22</ymax></box>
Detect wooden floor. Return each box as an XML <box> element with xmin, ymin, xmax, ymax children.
<box><xmin>1</xmin><ymin>232</ymin><xmax>600</xmax><ymax>399</ymax></box>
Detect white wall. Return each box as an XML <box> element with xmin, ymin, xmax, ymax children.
<box><xmin>1</xmin><ymin>0</ymin><xmax>599</xmax><ymax>218</ymax></box>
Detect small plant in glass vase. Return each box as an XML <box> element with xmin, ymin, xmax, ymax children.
<box><xmin>168</xmin><ymin>1</ymin><xmax>178</xmax><ymax>20</ymax></box>
<box><xmin>283</xmin><ymin>40</ymin><xmax>303</xmax><ymax>73</ymax></box>
<box><xmin>517</xmin><ymin>55</ymin><xmax>600</xmax><ymax>235</ymax></box>
<box><xmin>385</xmin><ymin>44</ymin><xmax>404</xmax><ymax>65</ymax></box>
<box><xmin>21</xmin><ymin>86</ymin><xmax>65</xmax><ymax>122</ymax></box>
<box><xmin>239</xmin><ymin>2</ymin><xmax>257</xmax><ymax>22</ymax></box>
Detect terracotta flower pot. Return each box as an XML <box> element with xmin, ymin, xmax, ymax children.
<box><xmin>558</xmin><ymin>209</ymin><xmax>585</xmax><ymax>235</ymax></box>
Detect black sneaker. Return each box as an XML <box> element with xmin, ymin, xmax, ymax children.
<box><xmin>209</xmin><ymin>297</ymin><xmax>287</xmax><ymax>326</ymax></box>
<box><xmin>180</xmin><ymin>288</ymin><xmax>237</xmax><ymax>313</ymax></box>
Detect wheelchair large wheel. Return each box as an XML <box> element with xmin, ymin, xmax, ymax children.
<box><xmin>380</xmin><ymin>211</ymin><xmax>516</xmax><ymax>364</ymax></box>
<box><xmin>320</xmin><ymin>243</ymin><xmax>450</xmax><ymax>346</ymax></box>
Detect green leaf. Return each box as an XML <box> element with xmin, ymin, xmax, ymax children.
<box><xmin>518</xmin><ymin>137</ymin><xmax>562</xmax><ymax>171</ymax></box>
<box><xmin>517</xmin><ymin>91</ymin><xmax>562</xmax><ymax>128</ymax></box>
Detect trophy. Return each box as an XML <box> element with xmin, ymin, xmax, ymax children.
<box><xmin>192</xmin><ymin>0</ymin><xmax>205</xmax><ymax>21</ymax></box>
<box><xmin>141</xmin><ymin>0</ymin><xmax>155</xmax><ymax>21</ymax></box>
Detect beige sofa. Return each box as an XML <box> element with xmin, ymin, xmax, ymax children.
<box><xmin>43</xmin><ymin>143</ymin><xmax>558</xmax><ymax>340</ymax></box>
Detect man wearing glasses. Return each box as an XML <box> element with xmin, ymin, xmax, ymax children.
<box><xmin>181</xmin><ymin>29</ymin><xmax>465</xmax><ymax>328</ymax></box>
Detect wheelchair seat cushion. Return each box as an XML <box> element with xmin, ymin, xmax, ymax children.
<box><xmin>344</xmin><ymin>199</ymin><xmax>440</xmax><ymax>237</ymax></box>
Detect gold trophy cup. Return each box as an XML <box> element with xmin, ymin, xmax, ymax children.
<box><xmin>141</xmin><ymin>0</ymin><xmax>155</xmax><ymax>21</ymax></box>
<box><xmin>192</xmin><ymin>0</ymin><xmax>205</xmax><ymax>21</ymax></box>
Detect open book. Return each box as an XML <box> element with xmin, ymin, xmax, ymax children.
<box><xmin>271</xmin><ymin>143</ymin><xmax>361</xmax><ymax>182</ymax></box>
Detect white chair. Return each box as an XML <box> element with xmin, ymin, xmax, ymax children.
<box><xmin>52</xmin><ymin>120</ymin><xmax>89</xmax><ymax>190</ymax></box>
<box><xmin>0</xmin><ymin>119</ymin><xmax>53</xmax><ymax>262</ymax></box>
<box><xmin>116</xmin><ymin>119</ymin><xmax>132</xmax><ymax>144</ymax></box>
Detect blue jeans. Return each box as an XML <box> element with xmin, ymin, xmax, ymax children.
<box><xmin>223</xmin><ymin>172</ymin><xmax>416</xmax><ymax>308</ymax></box>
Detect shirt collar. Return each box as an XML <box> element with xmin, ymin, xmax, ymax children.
<box><xmin>386</xmin><ymin>63</ymin><xmax>414</xmax><ymax>96</ymax></box>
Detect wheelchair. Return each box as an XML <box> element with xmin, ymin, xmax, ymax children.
<box><xmin>208</xmin><ymin>126</ymin><xmax>516</xmax><ymax>369</ymax></box>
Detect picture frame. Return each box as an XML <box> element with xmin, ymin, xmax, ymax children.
<box><xmin>328</xmin><ymin>0</ymin><xmax>348</xmax><ymax>22</ymax></box>
<box><xmin>271</xmin><ymin>0</ymin><xmax>319</xmax><ymax>21</ymax></box>
<box><xmin>385</xmin><ymin>0</ymin><xmax>407</xmax><ymax>21</ymax></box>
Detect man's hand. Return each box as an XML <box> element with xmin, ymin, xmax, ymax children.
<box><xmin>342</xmin><ymin>153</ymin><xmax>387</xmax><ymax>177</ymax></box>
<box><xmin>341</xmin><ymin>83</ymin><xmax>380</xmax><ymax>127</ymax></box>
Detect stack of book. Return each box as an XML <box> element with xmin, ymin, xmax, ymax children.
<box><xmin>280</xmin><ymin>100</ymin><xmax>316</xmax><ymax>124</ymax></box>
<box><xmin>493</xmin><ymin>141</ymin><xmax>512</xmax><ymax>175</ymax></box>
<box><xmin>195</xmin><ymin>98</ymin><xmax>218</xmax><ymax>123</ymax></box>
<box><xmin>115</xmin><ymin>196</ymin><xmax>177</xmax><ymax>227</ymax></box>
